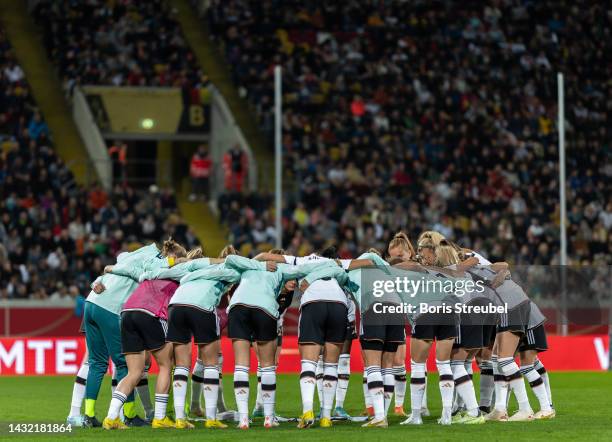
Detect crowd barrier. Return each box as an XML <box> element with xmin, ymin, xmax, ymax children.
<box><xmin>1</xmin><ymin>306</ymin><xmax>609</xmax><ymax>337</ymax></box>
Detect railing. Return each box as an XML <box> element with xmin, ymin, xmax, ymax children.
<box><xmin>63</xmin><ymin>158</ymin><xmax>174</xmax><ymax>190</ymax></box>
<box><xmin>72</xmin><ymin>87</ymin><xmax>113</xmax><ymax>190</ymax></box>
<box><xmin>69</xmin><ymin>84</ymin><xmax>256</xmax><ymax>200</ymax></box>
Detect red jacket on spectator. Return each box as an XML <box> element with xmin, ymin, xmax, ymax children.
<box><xmin>89</xmin><ymin>187</ymin><xmax>108</xmax><ymax>211</ymax></box>
<box><xmin>108</xmin><ymin>144</ymin><xmax>127</xmax><ymax>164</ymax></box>
<box><xmin>351</xmin><ymin>97</ymin><xmax>365</xmax><ymax>117</ymax></box>
<box><xmin>190</xmin><ymin>154</ymin><xmax>212</xmax><ymax>179</ymax></box>
<box><xmin>223</xmin><ymin>147</ymin><xmax>248</xmax><ymax>192</ymax></box>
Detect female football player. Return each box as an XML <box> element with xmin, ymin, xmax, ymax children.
<box><xmin>386</xmin><ymin>232</ymin><xmax>425</xmax><ymax>417</ymax></box>
<box><xmin>138</xmin><ymin>245</ymin><xmax>238</xmax><ymax>429</ymax></box>
<box><xmin>518</xmin><ymin>302</ymin><xmax>555</xmax><ymax>419</ymax></box>
<box><xmin>101</xmin><ymin>241</ymin><xmax>188</xmax><ymax>430</ymax></box>
<box><xmin>225</xmin><ymin>251</ymin><xmax>351</xmax><ymax>429</ymax></box>
<box><xmin>83</xmin><ymin>240</ymin><xmax>184</xmax><ymax>428</ymax></box>
<box><xmin>254</xmin><ymin>249</ymin><xmax>372</xmax><ymax>429</ymax></box>
<box><xmin>400</xmin><ymin>236</ymin><xmax>458</xmax><ymax>426</ymax></box>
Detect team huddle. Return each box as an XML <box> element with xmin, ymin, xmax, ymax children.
<box><xmin>66</xmin><ymin>231</ymin><xmax>555</xmax><ymax>430</ymax></box>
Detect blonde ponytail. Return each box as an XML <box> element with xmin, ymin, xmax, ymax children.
<box><xmin>434</xmin><ymin>240</ymin><xmax>460</xmax><ymax>267</ymax></box>
<box><xmin>388</xmin><ymin>231</ymin><xmax>416</xmax><ymax>259</ymax></box>
<box><xmin>219</xmin><ymin>244</ymin><xmax>237</xmax><ymax>258</ymax></box>
<box><xmin>186</xmin><ymin>247</ymin><xmax>204</xmax><ymax>260</ymax></box>
<box><xmin>417</xmin><ymin>230</ymin><xmax>446</xmax><ymax>247</ymax></box>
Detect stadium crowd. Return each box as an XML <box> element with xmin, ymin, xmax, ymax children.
<box><xmin>33</xmin><ymin>0</ymin><xmax>206</xmax><ymax>92</ymax></box>
<box><xmin>207</xmin><ymin>0</ymin><xmax>611</xmax><ymax>265</ymax></box>
<box><xmin>0</xmin><ymin>28</ymin><xmax>199</xmax><ymax>300</ymax></box>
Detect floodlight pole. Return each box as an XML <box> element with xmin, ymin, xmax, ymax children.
<box><xmin>274</xmin><ymin>66</ymin><xmax>283</xmax><ymax>249</ymax></box>
<box><xmin>558</xmin><ymin>72</ymin><xmax>568</xmax><ymax>337</ymax></box>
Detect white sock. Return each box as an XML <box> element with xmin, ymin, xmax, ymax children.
<box><xmin>465</xmin><ymin>358</ymin><xmax>474</xmax><ymax>378</ymax></box>
<box><xmin>363</xmin><ymin>375</ymin><xmax>372</xmax><ymax>408</ymax></box>
<box><xmin>464</xmin><ymin>358</ymin><xmax>474</xmax><ymax>407</ymax></box>
<box><xmin>315</xmin><ymin>355</ymin><xmax>324</xmax><ymax>408</ymax></box>
<box><xmin>393</xmin><ymin>365</ymin><xmax>407</xmax><ymax>408</ymax></box>
<box><xmin>465</xmin><ymin>358</ymin><xmax>474</xmax><ymax>409</ymax></box>
<box><xmin>111</xmin><ymin>363</ymin><xmax>117</xmax><ymax>395</ymax></box>
<box><xmin>69</xmin><ymin>361</ymin><xmax>88</xmax><ymax>417</ymax></box>
<box><xmin>478</xmin><ymin>360</ymin><xmax>494</xmax><ymax>408</ymax></box>
<box><xmin>321</xmin><ymin>362</ymin><xmax>338</xmax><ymax>419</ymax></box>
<box><xmin>300</xmin><ymin>359</ymin><xmax>317</xmax><ymax>413</ymax></box>
<box><xmin>410</xmin><ymin>360</ymin><xmax>426</xmax><ymax>419</ymax></box>
<box><xmin>260</xmin><ymin>365</ymin><xmax>276</xmax><ymax>418</ymax></box>
<box><xmin>453</xmin><ymin>391</ymin><xmax>464</xmax><ymax>412</ymax></box>
<box><xmin>154</xmin><ymin>394</ymin><xmax>168</xmax><ymax>420</ymax></box>
<box><xmin>203</xmin><ymin>365</ymin><xmax>220</xmax><ymax>420</ymax></box>
<box><xmin>234</xmin><ymin>365</ymin><xmax>250</xmax><ymax>420</ymax></box>
<box><xmin>521</xmin><ymin>364</ymin><xmax>551</xmax><ymax>412</ymax></box>
<box><xmin>534</xmin><ymin>359</ymin><xmax>553</xmax><ymax>407</ymax></box>
<box><xmin>451</xmin><ymin>360</ymin><xmax>479</xmax><ymax>416</ymax></box>
<box><xmin>255</xmin><ymin>363</ymin><xmax>263</xmax><ymax>409</ymax></box>
<box><xmin>107</xmin><ymin>390</ymin><xmax>127</xmax><ymax>420</ymax></box>
<box><xmin>135</xmin><ymin>367</ymin><xmax>153</xmax><ymax>419</ymax></box>
<box><xmin>173</xmin><ymin>366</ymin><xmax>189</xmax><ymax>419</ymax></box>
<box><xmin>111</xmin><ymin>364</ymin><xmax>123</xmax><ymax>420</ymax></box>
<box><xmin>436</xmin><ymin>359</ymin><xmax>454</xmax><ymax>411</ymax></box>
<box><xmin>335</xmin><ymin>354</ymin><xmax>350</xmax><ymax>408</ymax></box>
<box><xmin>366</xmin><ymin>365</ymin><xmax>385</xmax><ymax>420</ymax></box>
<box><xmin>190</xmin><ymin>359</ymin><xmax>205</xmax><ymax>411</ymax></box>
<box><xmin>493</xmin><ymin>354</ymin><xmax>508</xmax><ymax>412</ymax></box>
<box><xmin>422</xmin><ymin>368</ymin><xmax>428</xmax><ymax>409</ymax></box>
<box><xmin>451</xmin><ymin>360</ymin><xmax>465</xmax><ymax>412</ymax></box>
<box><xmin>217</xmin><ymin>353</ymin><xmax>227</xmax><ymax>411</ymax></box>
<box><xmin>382</xmin><ymin>368</ymin><xmax>394</xmax><ymax>416</ymax></box>
<box><xmin>499</xmin><ymin>357</ymin><xmax>531</xmax><ymax>413</ymax></box>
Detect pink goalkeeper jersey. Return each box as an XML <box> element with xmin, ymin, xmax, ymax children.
<box><xmin>122</xmin><ymin>280</ymin><xmax>179</xmax><ymax>320</ymax></box>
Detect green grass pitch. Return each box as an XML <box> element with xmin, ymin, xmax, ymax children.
<box><xmin>1</xmin><ymin>372</ymin><xmax>611</xmax><ymax>441</ymax></box>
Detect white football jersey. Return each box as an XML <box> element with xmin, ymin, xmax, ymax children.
<box><xmin>465</xmin><ymin>250</ymin><xmax>492</xmax><ymax>265</ymax></box>
<box><xmin>284</xmin><ymin>254</ymin><xmax>351</xmax><ymax>308</ymax></box>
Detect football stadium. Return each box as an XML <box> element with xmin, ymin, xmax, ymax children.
<box><xmin>0</xmin><ymin>0</ymin><xmax>610</xmax><ymax>441</ymax></box>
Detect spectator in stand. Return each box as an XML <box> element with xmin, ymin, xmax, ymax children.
<box><xmin>223</xmin><ymin>144</ymin><xmax>247</xmax><ymax>193</ymax></box>
<box><xmin>33</xmin><ymin>0</ymin><xmax>207</xmax><ymax>93</ymax></box>
<box><xmin>0</xmin><ymin>26</ymin><xmax>200</xmax><ymax>300</ymax></box>
<box><xmin>28</xmin><ymin>112</ymin><xmax>50</xmax><ymax>141</ymax></box>
<box><xmin>189</xmin><ymin>145</ymin><xmax>212</xmax><ymax>201</ymax></box>
<box><xmin>88</xmin><ymin>183</ymin><xmax>108</xmax><ymax>211</ymax></box>
<box><xmin>3</xmin><ymin>60</ymin><xmax>24</xmax><ymax>83</ymax></box>
<box><xmin>107</xmin><ymin>141</ymin><xmax>127</xmax><ymax>186</ymax></box>
<box><xmin>205</xmin><ymin>0</ymin><xmax>610</xmax><ymax>265</ymax></box>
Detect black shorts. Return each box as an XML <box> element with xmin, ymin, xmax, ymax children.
<box><xmin>411</xmin><ymin>313</ymin><xmax>458</xmax><ymax>341</ymax></box>
<box><xmin>518</xmin><ymin>324</ymin><xmax>548</xmax><ymax>353</ymax></box>
<box><xmin>228</xmin><ymin>305</ymin><xmax>277</xmax><ymax>342</ymax></box>
<box><xmin>497</xmin><ymin>302</ymin><xmax>531</xmax><ymax>335</ymax></box>
<box><xmin>299</xmin><ymin>301</ymin><xmax>348</xmax><ymax>345</ymax></box>
<box><xmin>121</xmin><ymin>311</ymin><xmax>167</xmax><ymax>354</ymax></box>
<box><xmin>167</xmin><ymin>305</ymin><xmax>219</xmax><ymax>345</ymax></box>
<box><xmin>482</xmin><ymin>324</ymin><xmax>497</xmax><ymax>348</ymax></box>
<box><xmin>453</xmin><ymin>324</ymin><xmax>485</xmax><ymax>349</ymax></box>
<box><xmin>360</xmin><ymin>323</ymin><xmax>405</xmax><ymax>352</ymax></box>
